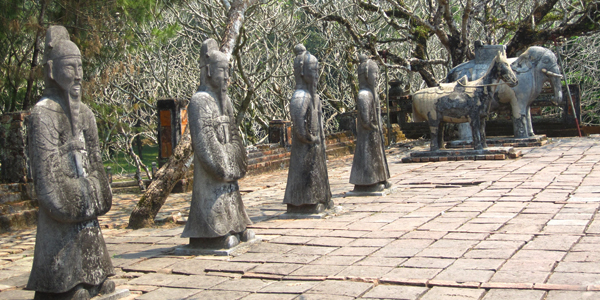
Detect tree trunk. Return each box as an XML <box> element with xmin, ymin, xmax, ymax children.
<box><xmin>128</xmin><ymin>0</ymin><xmax>259</xmax><ymax>229</ymax></box>
<box><xmin>23</xmin><ymin>0</ymin><xmax>47</xmax><ymax>111</ymax></box>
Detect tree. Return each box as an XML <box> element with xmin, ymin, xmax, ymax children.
<box><xmin>296</xmin><ymin>0</ymin><xmax>600</xmax><ymax>88</ymax></box>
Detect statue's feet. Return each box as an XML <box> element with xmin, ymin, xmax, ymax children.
<box><xmin>287</xmin><ymin>203</ymin><xmax>325</xmax><ymax>214</ymax></box>
<box><xmin>383</xmin><ymin>181</ymin><xmax>392</xmax><ymax>189</ymax></box>
<box><xmin>99</xmin><ymin>279</ymin><xmax>115</xmax><ymax>295</ymax></box>
<box><xmin>72</xmin><ymin>289</ymin><xmax>91</xmax><ymax>300</ymax></box>
<box><xmin>353</xmin><ymin>183</ymin><xmax>385</xmax><ymax>193</ymax></box>
<box><xmin>239</xmin><ymin>229</ymin><xmax>255</xmax><ymax>242</ymax></box>
<box><xmin>189</xmin><ymin>234</ymin><xmax>240</xmax><ymax>249</ymax></box>
<box><xmin>34</xmin><ymin>286</ymin><xmax>90</xmax><ymax>300</ymax></box>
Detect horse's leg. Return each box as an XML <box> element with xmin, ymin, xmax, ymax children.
<box><xmin>471</xmin><ymin>116</ymin><xmax>483</xmax><ymax>150</ymax></box>
<box><xmin>480</xmin><ymin>117</ymin><xmax>488</xmax><ymax>148</ymax></box>
<box><xmin>438</xmin><ymin>122</ymin><xmax>445</xmax><ymax>149</ymax></box>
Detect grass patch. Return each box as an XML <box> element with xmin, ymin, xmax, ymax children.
<box><xmin>103</xmin><ymin>145</ymin><xmax>159</xmax><ymax>176</ymax></box>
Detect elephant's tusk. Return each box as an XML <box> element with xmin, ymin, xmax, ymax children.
<box><xmin>541</xmin><ymin>68</ymin><xmax>563</xmax><ymax>78</ymax></box>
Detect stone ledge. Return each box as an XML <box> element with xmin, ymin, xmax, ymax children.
<box><xmin>446</xmin><ymin>135</ymin><xmax>548</xmax><ymax>149</ymax></box>
<box><xmin>401</xmin><ymin>147</ymin><xmax>521</xmax><ymax>163</ymax></box>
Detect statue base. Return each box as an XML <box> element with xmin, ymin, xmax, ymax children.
<box><xmin>279</xmin><ymin>204</ymin><xmax>342</xmax><ymax>219</ymax></box>
<box><xmin>93</xmin><ymin>289</ymin><xmax>131</xmax><ymax>300</ymax></box>
<box><xmin>173</xmin><ymin>237</ymin><xmax>261</xmax><ymax>256</ymax></box>
<box><xmin>346</xmin><ymin>186</ymin><xmax>396</xmax><ymax>197</ymax></box>
<box><xmin>402</xmin><ymin>147</ymin><xmax>521</xmax><ymax>163</ymax></box>
<box><xmin>446</xmin><ymin>135</ymin><xmax>548</xmax><ymax>149</ymax></box>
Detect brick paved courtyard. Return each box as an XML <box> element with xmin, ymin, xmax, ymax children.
<box><xmin>2</xmin><ymin>137</ymin><xmax>600</xmax><ymax>299</ymax></box>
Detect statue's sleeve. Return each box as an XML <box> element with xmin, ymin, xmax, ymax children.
<box><xmin>291</xmin><ymin>94</ymin><xmax>318</xmax><ymax>144</ymax></box>
<box><xmin>29</xmin><ymin>106</ymin><xmax>110</xmax><ymax>223</ymax></box>
<box><xmin>190</xmin><ymin>93</ymin><xmax>247</xmax><ymax>182</ymax></box>
<box><xmin>82</xmin><ymin>107</ymin><xmax>112</xmax><ymax>216</ymax></box>
<box><xmin>357</xmin><ymin>92</ymin><xmax>376</xmax><ymax>130</ymax></box>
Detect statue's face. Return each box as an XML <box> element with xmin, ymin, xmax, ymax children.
<box><xmin>368</xmin><ymin>66</ymin><xmax>379</xmax><ymax>88</ymax></box>
<box><xmin>53</xmin><ymin>57</ymin><xmax>83</xmax><ymax>98</ymax></box>
<box><xmin>209</xmin><ymin>64</ymin><xmax>229</xmax><ymax>91</ymax></box>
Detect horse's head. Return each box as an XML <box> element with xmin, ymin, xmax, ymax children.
<box><xmin>494</xmin><ymin>51</ymin><xmax>519</xmax><ymax>87</ymax></box>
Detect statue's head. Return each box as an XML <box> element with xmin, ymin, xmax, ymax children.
<box><xmin>357</xmin><ymin>55</ymin><xmax>379</xmax><ymax>89</ymax></box>
<box><xmin>200</xmin><ymin>38</ymin><xmax>229</xmax><ymax>92</ymax></box>
<box><xmin>44</xmin><ymin>26</ymin><xmax>83</xmax><ymax>99</ymax></box>
<box><xmin>293</xmin><ymin>44</ymin><xmax>319</xmax><ymax>88</ymax></box>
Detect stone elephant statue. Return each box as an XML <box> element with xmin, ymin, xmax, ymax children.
<box><xmin>448</xmin><ymin>46</ymin><xmax>564</xmax><ymax>138</ymax></box>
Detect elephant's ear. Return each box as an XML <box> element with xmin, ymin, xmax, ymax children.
<box><xmin>511</xmin><ymin>54</ymin><xmax>533</xmax><ymax>73</ymax></box>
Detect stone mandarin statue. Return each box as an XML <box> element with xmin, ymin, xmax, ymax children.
<box><xmin>350</xmin><ymin>55</ymin><xmax>391</xmax><ymax>192</ymax></box>
<box><xmin>27</xmin><ymin>26</ymin><xmax>115</xmax><ymax>300</ymax></box>
<box><xmin>283</xmin><ymin>44</ymin><xmax>333</xmax><ymax>214</ymax></box>
<box><xmin>181</xmin><ymin>38</ymin><xmax>254</xmax><ymax>249</ymax></box>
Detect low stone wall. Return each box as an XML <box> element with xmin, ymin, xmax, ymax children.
<box><xmin>0</xmin><ymin>111</ymin><xmax>30</xmax><ymax>184</ymax></box>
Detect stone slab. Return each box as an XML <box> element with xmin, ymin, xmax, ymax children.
<box><xmin>345</xmin><ymin>187</ymin><xmax>397</xmax><ymax>197</ymax></box>
<box><xmin>446</xmin><ymin>135</ymin><xmax>548</xmax><ymax>149</ymax></box>
<box><xmin>173</xmin><ymin>237</ymin><xmax>261</xmax><ymax>256</ymax></box>
<box><xmin>402</xmin><ymin>147</ymin><xmax>520</xmax><ymax>163</ymax></box>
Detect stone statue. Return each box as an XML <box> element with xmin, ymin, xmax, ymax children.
<box><xmin>448</xmin><ymin>44</ymin><xmax>564</xmax><ymax>138</ymax></box>
<box><xmin>27</xmin><ymin>26</ymin><xmax>115</xmax><ymax>300</ymax></box>
<box><xmin>412</xmin><ymin>51</ymin><xmax>518</xmax><ymax>150</ymax></box>
<box><xmin>182</xmin><ymin>38</ymin><xmax>254</xmax><ymax>249</ymax></box>
<box><xmin>283</xmin><ymin>44</ymin><xmax>333</xmax><ymax>214</ymax></box>
<box><xmin>349</xmin><ymin>55</ymin><xmax>391</xmax><ymax>192</ymax></box>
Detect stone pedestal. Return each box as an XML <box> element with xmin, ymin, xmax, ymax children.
<box><xmin>173</xmin><ymin>237</ymin><xmax>261</xmax><ymax>256</ymax></box>
<box><xmin>402</xmin><ymin>147</ymin><xmax>521</xmax><ymax>163</ymax></box>
<box><xmin>446</xmin><ymin>135</ymin><xmax>548</xmax><ymax>148</ymax></box>
<box><xmin>346</xmin><ymin>187</ymin><xmax>396</xmax><ymax>197</ymax></box>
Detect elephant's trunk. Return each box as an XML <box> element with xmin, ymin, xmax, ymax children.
<box><xmin>545</xmin><ymin>66</ymin><xmax>564</xmax><ymax>105</ymax></box>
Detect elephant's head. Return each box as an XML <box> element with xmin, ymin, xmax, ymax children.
<box><xmin>511</xmin><ymin>46</ymin><xmax>564</xmax><ymax>105</ymax></box>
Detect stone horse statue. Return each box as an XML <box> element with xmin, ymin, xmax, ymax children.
<box><xmin>448</xmin><ymin>46</ymin><xmax>564</xmax><ymax>138</ymax></box>
<box><xmin>412</xmin><ymin>51</ymin><xmax>518</xmax><ymax>151</ymax></box>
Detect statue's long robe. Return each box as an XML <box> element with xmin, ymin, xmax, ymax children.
<box><xmin>27</xmin><ymin>98</ymin><xmax>113</xmax><ymax>293</ymax></box>
<box><xmin>182</xmin><ymin>91</ymin><xmax>251</xmax><ymax>238</ymax></box>
<box><xmin>283</xmin><ymin>89</ymin><xmax>332</xmax><ymax>207</ymax></box>
<box><xmin>350</xmin><ymin>89</ymin><xmax>390</xmax><ymax>185</ymax></box>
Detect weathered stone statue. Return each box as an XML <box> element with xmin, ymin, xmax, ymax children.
<box><xmin>448</xmin><ymin>44</ymin><xmax>564</xmax><ymax>139</ymax></box>
<box><xmin>412</xmin><ymin>51</ymin><xmax>518</xmax><ymax>151</ymax></box>
<box><xmin>283</xmin><ymin>44</ymin><xmax>333</xmax><ymax>214</ymax></box>
<box><xmin>349</xmin><ymin>55</ymin><xmax>391</xmax><ymax>193</ymax></box>
<box><xmin>181</xmin><ymin>38</ymin><xmax>254</xmax><ymax>249</ymax></box>
<box><xmin>27</xmin><ymin>26</ymin><xmax>115</xmax><ymax>300</ymax></box>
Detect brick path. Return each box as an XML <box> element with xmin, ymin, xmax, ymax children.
<box><xmin>2</xmin><ymin>137</ymin><xmax>600</xmax><ymax>299</ymax></box>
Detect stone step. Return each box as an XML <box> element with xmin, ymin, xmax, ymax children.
<box><xmin>0</xmin><ymin>208</ymin><xmax>38</xmax><ymax>233</ymax></box>
<box><xmin>0</xmin><ymin>192</ymin><xmax>22</xmax><ymax>205</ymax></box>
<box><xmin>0</xmin><ymin>199</ymin><xmax>37</xmax><ymax>215</ymax></box>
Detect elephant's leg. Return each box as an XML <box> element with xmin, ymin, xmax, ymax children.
<box><xmin>526</xmin><ymin>107</ymin><xmax>535</xmax><ymax>137</ymax></box>
<box><xmin>429</xmin><ymin>120</ymin><xmax>440</xmax><ymax>151</ymax></box>
<box><xmin>438</xmin><ymin>122</ymin><xmax>445</xmax><ymax>149</ymax></box>
<box><xmin>457</xmin><ymin>123</ymin><xmax>473</xmax><ymax>141</ymax></box>
<box><xmin>512</xmin><ymin>106</ymin><xmax>528</xmax><ymax>138</ymax></box>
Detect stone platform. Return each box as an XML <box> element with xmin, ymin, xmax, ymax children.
<box><xmin>173</xmin><ymin>238</ymin><xmax>262</xmax><ymax>256</ymax></box>
<box><xmin>446</xmin><ymin>135</ymin><xmax>548</xmax><ymax>149</ymax></box>
<box><xmin>401</xmin><ymin>146</ymin><xmax>522</xmax><ymax>163</ymax></box>
<box><xmin>5</xmin><ymin>137</ymin><xmax>600</xmax><ymax>299</ymax></box>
